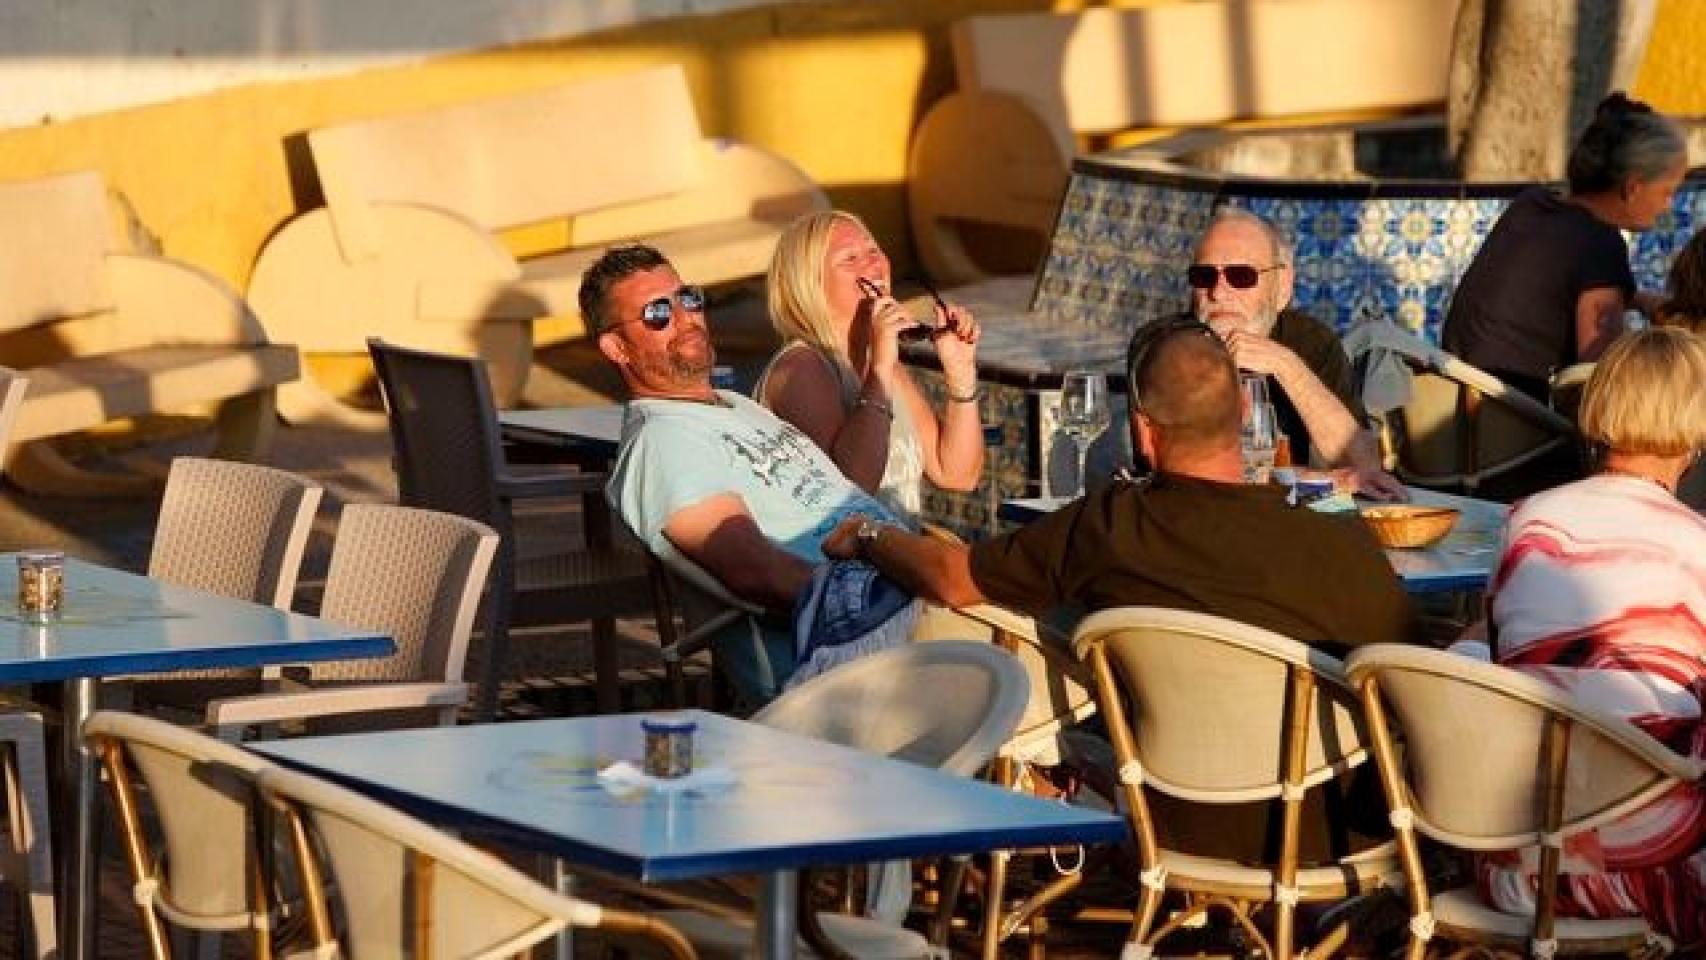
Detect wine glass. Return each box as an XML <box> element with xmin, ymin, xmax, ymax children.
<box><xmin>1059</xmin><ymin>370</ymin><xmax>1111</xmax><ymax>497</ymax></box>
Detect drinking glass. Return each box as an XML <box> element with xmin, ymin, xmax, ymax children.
<box><xmin>1243</xmin><ymin>401</ymin><xmax>1279</xmax><ymax>483</ymax></box>
<box><xmin>1059</xmin><ymin>370</ymin><xmax>1112</xmax><ymax>497</ymax></box>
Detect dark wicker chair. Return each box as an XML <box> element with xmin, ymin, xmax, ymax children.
<box><xmin>367</xmin><ymin>338</ymin><xmax>658</xmax><ymax>719</ymax></box>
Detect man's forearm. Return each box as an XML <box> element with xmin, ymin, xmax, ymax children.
<box><xmin>1274</xmin><ymin>358</ymin><xmax>1363</xmax><ymax>467</ymax></box>
<box><xmin>861</xmin><ymin>524</ymin><xmax>986</xmax><ymax>609</ymax></box>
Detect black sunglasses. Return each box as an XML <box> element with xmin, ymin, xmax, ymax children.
<box><xmin>634</xmin><ymin>285</ymin><xmax>707</xmax><ymax>331</ymax></box>
<box><xmin>1185</xmin><ymin>263</ymin><xmax>1283</xmax><ymax>291</ymax></box>
<box><xmin>1126</xmin><ymin>315</ymin><xmax>1223</xmax><ymax>412</ymax></box>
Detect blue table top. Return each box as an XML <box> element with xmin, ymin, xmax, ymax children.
<box><xmin>0</xmin><ymin>557</ymin><xmax>394</xmax><ymax>684</ymax></box>
<box><xmin>254</xmin><ymin>710</ymin><xmax>1127</xmax><ymax>882</ymax></box>
<box><xmin>999</xmin><ymin>484</ymin><xmax>1508</xmax><ymax>596</ymax></box>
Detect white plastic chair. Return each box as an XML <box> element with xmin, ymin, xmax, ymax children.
<box><xmin>659</xmin><ymin>641</ymin><xmax>1029</xmax><ymax>958</ymax></box>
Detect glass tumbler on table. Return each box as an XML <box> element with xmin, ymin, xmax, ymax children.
<box><xmin>1240</xmin><ymin>376</ymin><xmax>1278</xmax><ymax>483</ymax></box>
<box><xmin>1059</xmin><ymin>370</ymin><xmax>1112</xmax><ymax>497</ymax></box>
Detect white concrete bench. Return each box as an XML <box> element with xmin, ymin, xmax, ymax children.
<box><xmin>908</xmin><ymin>0</ymin><xmax>1458</xmax><ymax>285</ymax></box>
<box><xmin>249</xmin><ymin>63</ymin><xmax>827</xmax><ymax>419</ymax></box>
<box><xmin>0</xmin><ymin>171</ymin><xmax>298</xmax><ymax>495</ymax></box>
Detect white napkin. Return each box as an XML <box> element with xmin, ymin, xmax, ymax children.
<box><xmin>596</xmin><ymin>761</ymin><xmax>737</xmax><ymax>795</ymax></box>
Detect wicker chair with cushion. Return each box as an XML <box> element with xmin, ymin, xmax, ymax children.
<box><xmin>657</xmin><ymin>641</ymin><xmax>1029</xmax><ymax>959</ymax></box>
<box><xmin>1075</xmin><ymin>607</ymin><xmax>1401</xmax><ymax>960</ymax></box>
<box><xmin>83</xmin><ymin>710</ymin><xmax>277</xmax><ymax>960</ymax></box>
<box><xmin>367</xmin><ymin>338</ymin><xmax>657</xmax><ymax>719</ymax></box>
<box><xmin>1344</xmin><ymin>644</ymin><xmax>1700</xmax><ymax>960</ymax></box>
<box><xmin>205</xmin><ymin>503</ymin><xmax>497</xmax><ymax>738</ymax></box>
<box><xmin>257</xmin><ymin>763</ymin><xmax>697</xmax><ymax>960</ymax></box>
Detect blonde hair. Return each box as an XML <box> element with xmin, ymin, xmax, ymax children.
<box><xmin>1579</xmin><ymin>327</ymin><xmax>1706</xmax><ymax>457</ymax></box>
<box><xmin>766</xmin><ymin>210</ymin><xmax>870</xmax><ymax>361</ymax></box>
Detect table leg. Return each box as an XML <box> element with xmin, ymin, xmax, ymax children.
<box><xmin>755</xmin><ymin>869</ymin><xmax>798</xmax><ymax>960</ymax></box>
<box><xmin>552</xmin><ymin>858</ymin><xmax>575</xmax><ymax>960</ymax></box>
<box><xmin>61</xmin><ymin>676</ymin><xmax>97</xmax><ymax>960</ymax></box>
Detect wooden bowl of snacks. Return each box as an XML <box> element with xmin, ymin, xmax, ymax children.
<box><xmin>1360</xmin><ymin>505</ymin><xmax>1460</xmax><ymax>549</ymax></box>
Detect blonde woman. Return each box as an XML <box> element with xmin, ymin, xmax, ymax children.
<box><xmin>1482</xmin><ymin>327</ymin><xmax>1706</xmax><ymax>945</ymax></box>
<box><xmin>756</xmin><ymin>211</ymin><xmax>983</xmax><ymax>521</ymax></box>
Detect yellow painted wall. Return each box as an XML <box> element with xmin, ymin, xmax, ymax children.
<box><xmin>0</xmin><ymin>0</ymin><xmax>1695</xmax><ymax>334</ymax></box>
<box><xmin>1633</xmin><ymin>0</ymin><xmax>1706</xmax><ymax>114</ymax></box>
<box><xmin>0</xmin><ymin>0</ymin><xmax>1091</xmax><ymax>298</ymax></box>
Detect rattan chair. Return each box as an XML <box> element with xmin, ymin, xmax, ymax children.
<box><xmin>1346</xmin><ymin>319</ymin><xmax>1576</xmax><ymax>495</ymax></box>
<box><xmin>120</xmin><ymin>457</ymin><xmax>324</xmax><ymax>712</ymax></box>
<box><xmin>83</xmin><ymin>710</ymin><xmax>277</xmax><ymax>960</ymax></box>
<box><xmin>256</xmin><ymin>763</ymin><xmax>697</xmax><ymax>960</ymax></box>
<box><xmin>367</xmin><ymin>338</ymin><xmax>657</xmax><ymax>719</ymax></box>
<box><xmin>206</xmin><ymin>503</ymin><xmax>497</xmax><ymax>738</ymax></box>
<box><xmin>1075</xmin><ymin>607</ymin><xmax>1401</xmax><ymax>960</ymax></box>
<box><xmin>657</xmin><ymin>641</ymin><xmax>1029</xmax><ymax>959</ymax></box>
<box><xmin>1344</xmin><ymin>645</ymin><xmax>1700</xmax><ymax>960</ymax></box>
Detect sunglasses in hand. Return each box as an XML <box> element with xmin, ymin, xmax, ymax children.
<box><xmin>856</xmin><ymin>276</ymin><xmax>957</xmax><ymax>342</ymax></box>
<box><xmin>1185</xmin><ymin>263</ymin><xmax>1284</xmax><ymax>291</ymax></box>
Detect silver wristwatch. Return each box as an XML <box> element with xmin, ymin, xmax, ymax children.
<box><xmin>855</xmin><ymin>519</ymin><xmax>885</xmax><ymax>555</ymax></box>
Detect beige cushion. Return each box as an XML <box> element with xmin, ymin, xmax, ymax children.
<box><xmin>12</xmin><ymin>344</ymin><xmax>298</xmax><ymax>443</ymax></box>
<box><xmin>1430</xmin><ymin>887</ymin><xmax>1649</xmax><ymax>945</ymax></box>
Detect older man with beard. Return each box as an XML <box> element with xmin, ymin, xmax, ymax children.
<box><xmin>1191</xmin><ymin>208</ymin><xmax>1405</xmax><ymax>499</ymax></box>
<box><xmin>586</xmin><ymin>244</ymin><xmax>913</xmax><ymax>701</ymax></box>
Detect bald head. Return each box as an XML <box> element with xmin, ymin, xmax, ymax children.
<box><xmin>1126</xmin><ymin>316</ymin><xmax>1242</xmax><ymax>467</ymax></box>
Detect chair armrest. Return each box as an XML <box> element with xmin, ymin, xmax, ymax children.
<box><xmin>206</xmin><ymin>682</ymin><xmax>468</xmax><ymax>733</ymax></box>
<box><xmin>496</xmin><ymin>465</ymin><xmax>604</xmax><ymax>501</ymax></box>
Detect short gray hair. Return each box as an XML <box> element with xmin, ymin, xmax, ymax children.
<box><xmin>1200</xmin><ymin>207</ymin><xmax>1294</xmax><ymax>268</ymax></box>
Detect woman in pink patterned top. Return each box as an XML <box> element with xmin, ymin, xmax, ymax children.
<box><xmin>1483</xmin><ymin>327</ymin><xmax>1706</xmax><ymax>945</ymax></box>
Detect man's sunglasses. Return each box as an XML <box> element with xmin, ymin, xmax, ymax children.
<box><xmin>1185</xmin><ymin>263</ymin><xmax>1283</xmax><ymax>291</ymax></box>
<box><xmin>633</xmin><ymin>285</ymin><xmax>707</xmax><ymax>330</ymax></box>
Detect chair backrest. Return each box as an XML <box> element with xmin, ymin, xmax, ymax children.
<box><xmin>255</xmin><ymin>765</ymin><xmax>690</xmax><ymax>960</ymax></box>
<box><xmin>753</xmin><ymin>641</ymin><xmax>1029</xmax><ymax>776</ymax></box>
<box><xmin>1344</xmin><ymin>644</ymin><xmax>1702</xmax><ymax>850</ymax></box>
<box><xmin>310</xmin><ymin>504</ymin><xmax>497</xmax><ymax>692</ymax></box>
<box><xmin>83</xmin><ymin>710</ymin><xmax>273</xmax><ymax>930</ymax></box>
<box><xmin>310</xmin><ymin>64</ymin><xmax>702</xmax><ymax>262</ymax></box>
<box><xmin>951</xmin><ymin>1</ymin><xmax>1453</xmax><ymax>138</ymax></box>
<box><xmin>149</xmin><ymin>457</ymin><xmax>323</xmax><ymax>609</ymax></box>
<box><xmin>1073</xmin><ymin>607</ymin><xmax>1369</xmax><ymax>804</ymax></box>
<box><xmin>0</xmin><ymin>170</ymin><xmax>116</xmax><ymax>332</ymax></box>
<box><xmin>367</xmin><ymin>338</ymin><xmax>508</xmax><ymax>531</ymax></box>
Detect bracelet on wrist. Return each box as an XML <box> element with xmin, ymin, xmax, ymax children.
<box><xmin>855</xmin><ymin>395</ymin><xmax>894</xmax><ymax>419</ymax></box>
<box><xmin>946</xmin><ymin>384</ymin><xmax>980</xmax><ymax>403</ymax></box>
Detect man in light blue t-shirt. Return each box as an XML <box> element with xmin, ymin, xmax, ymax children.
<box><xmin>584</xmin><ymin>244</ymin><xmax>913</xmax><ymax>700</ymax></box>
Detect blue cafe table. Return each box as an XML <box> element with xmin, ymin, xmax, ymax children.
<box><xmin>256</xmin><ymin>710</ymin><xmax>1127</xmax><ymax>960</ymax></box>
<box><xmin>1000</xmin><ymin>484</ymin><xmax>1509</xmax><ymax>595</ymax></box>
<box><xmin>0</xmin><ymin>557</ymin><xmax>394</xmax><ymax>960</ymax></box>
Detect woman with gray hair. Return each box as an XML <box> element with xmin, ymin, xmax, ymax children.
<box><xmin>1443</xmin><ymin>92</ymin><xmax>1688</xmax><ymax>400</ymax></box>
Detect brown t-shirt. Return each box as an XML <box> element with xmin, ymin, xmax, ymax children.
<box><xmin>969</xmin><ymin>472</ymin><xmax>1419</xmax><ymax>658</ymax></box>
